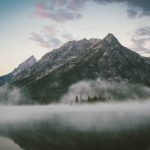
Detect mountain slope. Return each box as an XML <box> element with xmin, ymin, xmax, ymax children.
<box><xmin>12</xmin><ymin>55</ymin><xmax>37</xmax><ymax>80</ymax></box>
<box><xmin>0</xmin><ymin>73</ymin><xmax>12</xmax><ymax>86</ymax></box>
<box><xmin>14</xmin><ymin>38</ymin><xmax>101</xmax><ymax>81</ymax></box>
<box><xmin>0</xmin><ymin>55</ymin><xmax>37</xmax><ymax>85</ymax></box>
<box><xmin>11</xmin><ymin>34</ymin><xmax>150</xmax><ymax>103</ymax></box>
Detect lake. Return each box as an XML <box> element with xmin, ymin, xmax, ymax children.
<box><xmin>0</xmin><ymin>101</ymin><xmax>150</xmax><ymax>150</ymax></box>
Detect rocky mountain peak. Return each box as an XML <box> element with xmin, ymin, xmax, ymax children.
<box><xmin>12</xmin><ymin>55</ymin><xmax>37</xmax><ymax>77</ymax></box>
<box><xmin>79</xmin><ymin>38</ymin><xmax>88</xmax><ymax>42</ymax></box>
<box><xmin>17</xmin><ymin>55</ymin><xmax>37</xmax><ymax>69</ymax></box>
<box><xmin>93</xmin><ymin>33</ymin><xmax>121</xmax><ymax>50</ymax></box>
<box><xmin>103</xmin><ymin>33</ymin><xmax>120</xmax><ymax>46</ymax></box>
<box><xmin>60</xmin><ymin>38</ymin><xmax>89</xmax><ymax>50</ymax></box>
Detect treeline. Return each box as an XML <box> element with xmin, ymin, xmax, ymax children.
<box><xmin>75</xmin><ymin>95</ymin><xmax>106</xmax><ymax>103</ymax></box>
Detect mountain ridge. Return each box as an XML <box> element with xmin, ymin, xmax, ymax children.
<box><xmin>1</xmin><ymin>33</ymin><xmax>150</xmax><ymax>104</ymax></box>
<box><xmin>11</xmin><ymin>37</ymin><xmax>101</xmax><ymax>81</ymax></box>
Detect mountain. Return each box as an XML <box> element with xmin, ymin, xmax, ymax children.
<box><xmin>1</xmin><ymin>33</ymin><xmax>150</xmax><ymax>104</ymax></box>
<box><xmin>0</xmin><ymin>55</ymin><xmax>37</xmax><ymax>85</ymax></box>
<box><xmin>3</xmin><ymin>33</ymin><xmax>148</xmax><ymax>104</ymax></box>
<box><xmin>0</xmin><ymin>73</ymin><xmax>12</xmax><ymax>86</ymax></box>
<box><xmin>12</xmin><ymin>55</ymin><xmax>37</xmax><ymax>80</ymax></box>
<box><xmin>13</xmin><ymin>38</ymin><xmax>101</xmax><ymax>81</ymax></box>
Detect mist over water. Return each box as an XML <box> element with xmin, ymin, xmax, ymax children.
<box><xmin>1</xmin><ymin>101</ymin><xmax>150</xmax><ymax>131</ymax></box>
<box><xmin>1</xmin><ymin>101</ymin><xmax>150</xmax><ymax>150</ymax></box>
<box><xmin>1</xmin><ymin>79</ymin><xmax>150</xmax><ymax>149</ymax></box>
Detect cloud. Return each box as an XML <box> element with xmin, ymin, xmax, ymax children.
<box><xmin>0</xmin><ymin>84</ymin><xmax>30</xmax><ymax>105</ymax></box>
<box><xmin>94</xmin><ymin>0</ymin><xmax>150</xmax><ymax>17</ymax></box>
<box><xmin>35</xmin><ymin>0</ymin><xmax>84</xmax><ymax>22</ymax></box>
<box><xmin>42</xmin><ymin>25</ymin><xmax>57</xmax><ymax>35</ymax></box>
<box><xmin>35</xmin><ymin>2</ymin><xmax>49</xmax><ymax>18</ymax></box>
<box><xmin>34</xmin><ymin>0</ymin><xmax>150</xmax><ymax>23</ymax></box>
<box><xmin>29</xmin><ymin>32</ymin><xmax>62</xmax><ymax>49</ymax></box>
<box><xmin>131</xmin><ymin>27</ymin><xmax>150</xmax><ymax>56</ymax></box>
<box><xmin>29</xmin><ymin>25</ymin><xmax>74</xmax><ymax>49</ymax></box>
<box><xmin>134</xmin><ymin>27</ymin><xmax>150</xmax><ymax>36</ymax></box>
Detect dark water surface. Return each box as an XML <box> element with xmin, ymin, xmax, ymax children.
<box><xmin>0</xmin><ymin>102</ymin><xmax>150</xmax><ymax>150</ymax></box>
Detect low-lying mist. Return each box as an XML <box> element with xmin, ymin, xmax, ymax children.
<box><xmin>1</xmin><ymin>78</ymin><xmax>150</xmax><ymax>105</ymax></box>
<box><xmin>1</xmin><ymin>101</ymin><xmax>150</xmax><ymax>132</ymax></box>
<box><xmin>1</xmin><ymin>79</ymin><xmax>150</xmax><ymax>133</ymax></box>
<box><xmin>0</xmin><ymin>84</ymin><xmax>30</xmax><ymax>105</ymax></box>
<box><xmin>1</xmin><ymin>99</ymin><xmax>150</xmax><ymax>150</ymax></box>
<box><xmin>61</xmin><ymin>79</ymin><xmax>150</xmax><ymax>103</ymax></box>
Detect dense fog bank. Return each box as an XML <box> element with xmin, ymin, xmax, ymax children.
<box><xmin>0</xmin><ymin>101</ymin><xmax>150</xmax><ymax>132</ymax></box>
<box><xmin>1</xmin><ymin>101</ymin><xmax>150</xmax><ymax>150</ymax></box>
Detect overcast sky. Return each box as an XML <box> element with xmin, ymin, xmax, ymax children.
<box><xmin>0</xmin><ymin>0</ymin><xmax>150</xmax><ymax>75</ymax></box>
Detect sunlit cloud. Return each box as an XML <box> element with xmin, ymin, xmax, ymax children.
<box><xmin>29</xmin><ymin>32</ymin><xmax>62</xmax><ymax>49</ymax></box>
<box><xmin>29</xmin><ymin>24</ymin><xmax>74</xmax><ymax>49</ymax></box>
<box><xmin>34</xmin><ymin>0</ymin><xmax>150</xmax><ymax>22</ymax></box>
<box><xmin>35</xmin><ymin>0</ymin><xmax>84</xmax><ymax>22</ymax></box>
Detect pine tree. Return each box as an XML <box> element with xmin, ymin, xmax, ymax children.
<box><xmin>75</xmin><ymin>96</ymin><xmax>79</xmax><ymax>103</ymax></box>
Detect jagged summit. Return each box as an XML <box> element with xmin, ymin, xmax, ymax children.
<box><xmin>0</xmin><ymin>55</ymin><xmax>37</xmax><ymax>85</ymax></box>
<box><xmin>12</xmin><ymin>55</ymin><xmax>37</xmax><ymax>78</ymax></box>
<box><xmin>103</xmin><ymin>33</ymin><xmax>120</xmax><ymax>46</ymax></box>
<box><xmin>28</xmin><ymin>55</ymin><xmax>37</xmax><ymax>61</ymax></box>
<box><xmin>15</xmin><ymin>55</ymin><xmax>37</xmax><ymax>70</ymax></box>
<box><xmin>59</xmin><ymin>38</ymin><xmax>89</xmax><ymax>50</ymax></box>
<box><xmin>55</xmin><ymin>34</ymin><xmax>119</xmax><ymax>53</ymax></box>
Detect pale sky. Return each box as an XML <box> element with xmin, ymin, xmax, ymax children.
<box><xmin>0</xmin><ymin>0</ymin><xmax>150</xmax><ymax>75</ymax></box>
